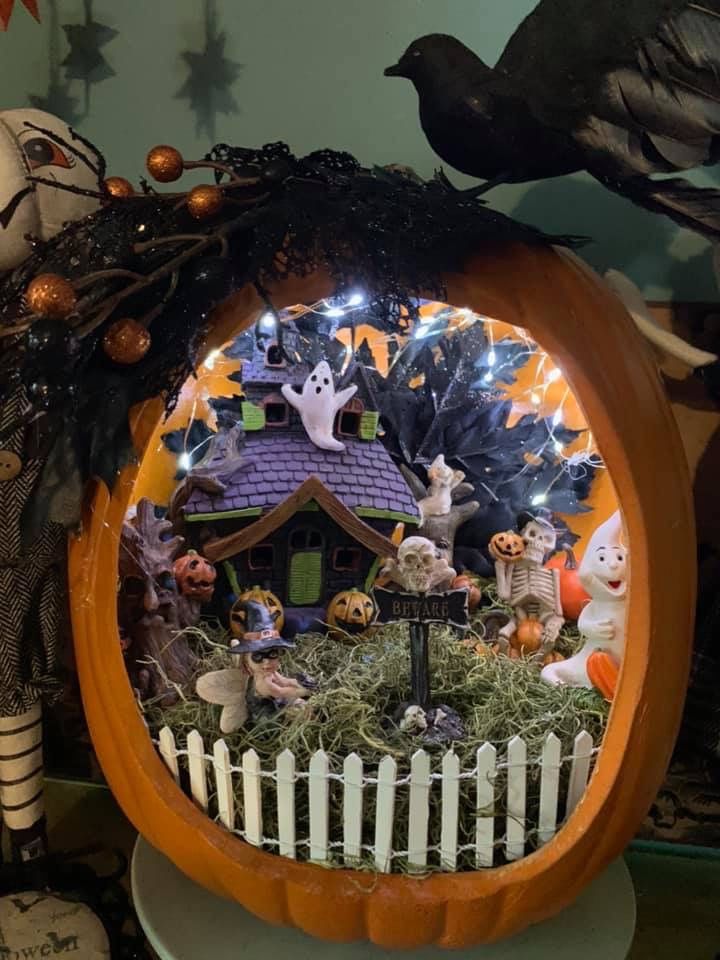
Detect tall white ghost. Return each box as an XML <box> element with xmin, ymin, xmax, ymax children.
<box><xmin>0</xmin><ymin>108</ymin><xmax>102</xmax><ymax>272</ymax></box>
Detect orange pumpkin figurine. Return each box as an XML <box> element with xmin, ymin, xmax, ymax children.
<box><xmin>488</xmin><ymin>530</ymin><xmax>525</xmax><ymax>563</ymax></box>
<box><xmin>173</xmin><ymin>550</ymin><xmax>216</xmax><ymax>602</ymax></box>
<box><xmin>545</xmin><ymin>548</ymin><xmax>591</xmax><ymax>620</ymax></box>
<box><xmin>509</xmin><ymin>616</ymin><xmax>543</xmax><ymax>654</ymax></box>
<box><xmin>451</xmin><ymin>571</ymin><xmax>482</xmax><ymax>611</ymax></box>
<box><xmin>587</xmin><ymin>651</ymin><xmax>620</xmax><ymax>701</ymax></box>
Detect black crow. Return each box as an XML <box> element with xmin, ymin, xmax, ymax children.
<box><xmin>385</xmin><ymin>1</ymin><xmax>720</xmax><ymax>239</ymax></box>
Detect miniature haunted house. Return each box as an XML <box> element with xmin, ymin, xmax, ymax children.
<box><xmin>181</xmin><ymin>333</ymin><xmax>420</xmax><ymax>627</ymax></box>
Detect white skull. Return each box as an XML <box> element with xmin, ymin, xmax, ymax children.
<box><xmin>400</xmin><ymin>704</ymin><xmax>427</xmax><ymax>733</ymax></box>
<box><xmin>396</xmin><ymin>536</ymin><xmax>438</xmax><ymax>592</ymax></box>
<box><xmin>520</xmin><ymin>519</ymin><xmax>557</xmax><ymax>565</ymax></box>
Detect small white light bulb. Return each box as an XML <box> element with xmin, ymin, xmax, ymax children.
<box><xmin>324</xmin><ymin>306</ymin><xmax>345</xmax><ymax>317</ymax></box>
<box><xmin>552</xmin><ymin>409</ymin><xmax>563</xmax><ymax>426</ymax></box>
<box><xmin>258</xmin><ymin>312</ymin><xmax>276</xmax><ymax>334</ymax></box>
<box><xmin>487</xmin><ymin>349</ymin><xmax>496</xmax><ymax>366</ymax></box>
<box><xmin>347</xmin><ymin>292</ymin><xmax>364</xmax><ymax>306</ymax></box>
<box><xmin>482</xmin><ymin>372</ymin><xmax>494</xmax><ymax>383</ymax></box>
<box><xmin>178</xmin><ymin>452</ymin><xmax>192</xmax><ymax>471</ymax></box>
<box><xmin>547</xmin><ymin>368</ymin><xmax>561</xmax><ymax>383</ymax></box>
<box><xmin>553</xmin><ymin>440</ymin><xmax>564</xmax><ymax>453</ymax></box>
<box><xmin>531</xmin><ymin>392</ymin><xmax>541</xmax><ymax>405</ymax></box>
<box><xmin>531</xmin><ymin>493</ymin><xmax>547</xmax><ymax>505</ymax></box>
<box><xmin>204</xmin><ymin>349</ymin><xmax>221</xmax><ymax>370</ymax></box>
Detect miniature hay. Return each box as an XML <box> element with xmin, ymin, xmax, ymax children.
<box><xmin>146</xmin><ymin>612</ymin><xmax>609</xmax><ymax>872</ymax></box>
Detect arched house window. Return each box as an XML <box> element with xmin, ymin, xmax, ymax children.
<box><xmin>336</xmin><ymin>397</ymin><xmax>364</xmax><ymax>437</ymax></box>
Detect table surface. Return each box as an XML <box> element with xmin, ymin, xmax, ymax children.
<box><xmin>131</xmin><ymin>836</ymin><xmax>637</xmax><ymax>959</ymax></box>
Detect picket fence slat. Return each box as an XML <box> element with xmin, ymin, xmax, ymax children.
<box><xmin>440</xmin><ymin>751</ymin><xmax>460</xmax><ymax>871</ymax></box>
<box><xmin>375</xmin><ymin>756</ymin><xmax>397</xmax><ymax>873</ymax></box>
<box><xmin>309</xmin><ymin>750</ymin><xmax>330</xmax><ymax>862</ymax></box>
<box><xmin>407</xmin><ymin>750</ymin><xmax>431</xmax><ymax>870</ymax></box>
<box><xmin>213</xmin><ymin>739</ymin><xmax>234</xmax><ymax>830</ymax></box>
<box><xmin>538</xmin><ymin>733</ymin><xmax>561</xmax><ymax>844</ymax></box>
<box><xmin>187</xmin><ymin>729</ymin><xmax>209</xmax><ymax>811</ymax></box>
<box><xmin>156</xmin><ymin>726</ymin><xmax>597</xmax><ymax>874</ymax></box>
<box><xmin>276</xmin><ymin>749</ymin><xmax>296</xmax><ymax>859</ymax></box>
<box><xmin>343</xmin><ymin>753</ymin><xmax>364</xmax><ymax>864</ymax></box>
<box><xmin>475</xmin><ymin>743</ymin><xmax>496</xmax><ymax>868</ymax></box>
<box><xmin>505</xmin><ymin>736</ymin><xmax>527</xmax><ymax>861</ymax></box>
<box><xmin>242</xmin><ymin>749</ymin><xmax>263</xmax><ymax>846</ymax></box>
<box><xmin>158</xmin><ymin>726</ymin><xmax>180</xmax><ymax>784</ymax></box>
<box><xmin>567</xmin><ymin>730</ymin><xmax>594</xmax><ymax>816</ymax></box>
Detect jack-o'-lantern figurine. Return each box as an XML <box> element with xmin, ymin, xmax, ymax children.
<box><xmin>0</xmin><ymin>109</ymin><xmax>103</xmax><ymax>272</ymax></box>
<box><xmin>173</xmin><ymin>550</ymin><xmax>216</xmax><ymax>602</ymax></box>
<box><xmin>489</xmin><ymin>530</ymin><xmax>525</xmax><ymax>563</ymax></box>
<box><xmin>230</xmin><ymin>585</ymin><xmax>284</xmax><ymax>638</ymax></box>
<box><xmin>327</xmin><ymin>588</ymin><xmax>375</xmax><ymax>640</ymax></box>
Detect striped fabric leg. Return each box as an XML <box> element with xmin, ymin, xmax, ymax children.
<box><xmin>0</xmin><ymin>702</ymin><xmax>46</xmax><ymax>861</ymax></box>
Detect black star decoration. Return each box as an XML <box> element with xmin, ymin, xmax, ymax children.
<box><xmin>176</xmin><ymin>0</ymin><xmax>242</xmax><ymax>141</ymax></box>
<box><xmin>61</xmin><ymin>0</ymin><xmax>117</xmax><ymax>84</ymax></box>
<box><xmin>29</xmin><ymin>0</ymin><xmax>83</xmax><ymax>127</ymax></box>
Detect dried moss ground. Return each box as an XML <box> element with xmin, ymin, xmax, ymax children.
<box><xmin>145</xmin><ymin>594</ymin><xmax>609</xmax><ymax>873</ymax></box>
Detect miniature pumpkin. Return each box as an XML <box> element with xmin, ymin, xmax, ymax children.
<box><xmin>510</xmin><ymin>617</ymin><xmax>543</xmax><ymax>654</ymax></box>
<box><xmin>173</xmin><ymin>550</ymin><xmax>216</xmax><ymax>602</ymax></box>
<box><xmin>546</xmin><ymin>548</ymin><xmax>591</xmax><ymax>620</ymax></box>
<box><xmin>327</xmin><ymin>588</ymin><xmax>375</xmax><ymax>640</ymax></box>
<box><xmin>230</xmin><ymin>585</ymin><xmax>284</xmax><ymax>637</ymax></box>
<box><xmin>489</xmin><ymin>530</ymin><xmax>525</xmax><ymax>563</ymax></box>
<box><xmin>451</xmin><ymin>572</ymin><xmax>482</xmax><ymax>611</ymax></box>
<box><xmin>70</xmin><ymin>247</ymin><xmax>695</xmax><ymax>948</ymax></box>
<box><xmin>587</xmin><ymin>650</ymin><xmax>620</xmax><ymax>701</ymax></box>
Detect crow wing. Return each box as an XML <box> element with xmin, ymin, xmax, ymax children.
<box><xmin>497</xmin><ymin>0</ymin><xmax>720</xmax><ymax>176</ymax></box>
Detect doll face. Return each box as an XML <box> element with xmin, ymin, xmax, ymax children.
<box><xmin>246</xmin><ymin>648</ymin><xmax>282</xmax><ymax>676</ymax></box>
<box><xmin>0</xmin><ymin>109</ymin><xmax>102</xmax><ymax>272</ymax></box>
<box><xmin>582</xmin><ymin>542</ymin><xmax>628</xmax><ymax>599</ymax></box>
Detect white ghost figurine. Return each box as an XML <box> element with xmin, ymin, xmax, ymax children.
<box><xmin>0</xmin><ymin>108</ymin><xmax>103</xmax><ymax>272</ymax></box>
<box><xmin>282</xmin><ymin>360</ymin><xmax>357</xmax><ymax>452</ymax></box>
<box><xmin>541</xmin><ymin>510</ymin><xmax>627</xmax><ymax>689</ymax></box>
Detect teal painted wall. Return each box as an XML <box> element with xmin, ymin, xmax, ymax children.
<box><xmin>0</xmin><ymin>0</ymin><xmax>715</xmax><ymax>299</ymax></box>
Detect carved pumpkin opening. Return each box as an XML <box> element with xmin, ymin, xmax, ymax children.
<box><xmin>121</xmin><ymin>290</ymin><xmax>633</xmax><ymax>873</ymax></box>
<box><xmin>71</xmin><ymin>247</ymin><xmax>693</xmax><ymax>949</ymax></box>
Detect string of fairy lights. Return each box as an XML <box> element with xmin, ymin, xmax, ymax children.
<box><xmin>171</xmin><ymin>295</ymin><xmax>604</xmax><ymax>506</ymax></box>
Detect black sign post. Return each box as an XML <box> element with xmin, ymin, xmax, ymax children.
<box><xmin>373</xmin><ymin>587</ymin><xmax>469</xmax><ymax>710</ymax></box>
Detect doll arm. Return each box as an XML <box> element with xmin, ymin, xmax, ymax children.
<box><xmin>578</xmin><ymin>604</ymin><xmax>615</xmax><ymax>642</ymax></box>
<box><xmin>281</xmin><ymin>384</ymin><xmax>302</xmax><ymax>410</ymax></box>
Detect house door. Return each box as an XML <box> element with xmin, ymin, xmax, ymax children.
<box><xmin>287</xmin><ymin>527</ymin><xmax>324</xmax><ymax>605</ymax></box>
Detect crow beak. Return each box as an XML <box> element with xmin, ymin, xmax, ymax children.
<box><xmin>384</xmin><ymin>63</ymin><xmax>402</xmax><ymax>77</ymax></box>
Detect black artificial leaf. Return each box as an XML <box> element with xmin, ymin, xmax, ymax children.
<box><xmin>161</xmin><ymin>419</ymin><xmax>214</xmax><ymax>457</ymax></box>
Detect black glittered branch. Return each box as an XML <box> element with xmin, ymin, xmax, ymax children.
<box><xmin>73</xmin><ymin>209</ymin><xmax>266</xmax><ymax>338</ymax></box>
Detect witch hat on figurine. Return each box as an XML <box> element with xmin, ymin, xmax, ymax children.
<box><xmin>232</xmin><ymin>600</ymin><xmax>294</xmax><ymax>655</ymax></box>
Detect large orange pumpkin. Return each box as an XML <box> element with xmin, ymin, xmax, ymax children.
<box><xmin>546</xmin><ymin>548</ymin><xmax>592</xmax><ymax>620</ymax></box>
<box><xmin>68</xmin><ymin>247</ymin><xmax>695</xmax><ymax>948</ymax></box>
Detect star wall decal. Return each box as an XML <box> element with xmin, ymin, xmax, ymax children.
<box><xmin>176</xmin><ymin>0</ymin><xmax>242</xmax><ymax>141</ymax></box>
<box><xmin>61</xmin><ymin>0</ymin><xmax>117</xmax><ymax>84</ymax></box>
<box><xmin>0</xmin><ymin>0</ymin><xmax>40</xmax><ymax>30</ymax></box>
<box><xmin>28</xmin><ymin>0</ymin><xmax>83</xmax><ymax>127</ymax></box>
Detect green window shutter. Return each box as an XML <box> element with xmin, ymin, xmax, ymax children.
<box><xmin>288</xmin><ymin>551</ymin><xmax>323</xmax><ymax>605</ymax></box>
<box><xmin>359</xmin><ymin>410</ymin><xmax>379</xmax><ymax>440</ymax></box>
<box><xmin>241</xmin><ymin>401</ymin><xmax>266</xmax><ymax>431</ymax></box>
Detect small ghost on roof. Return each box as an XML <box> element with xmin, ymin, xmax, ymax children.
<box><xmin>282</xmin><ymin>360</ymin><xmax>357</xmax><ymax>452</ymax></box>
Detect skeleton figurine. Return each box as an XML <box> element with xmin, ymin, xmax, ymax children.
<box><xmin>495</xmin><ymin>510</ymin><xmax>564</xmax><ymax>655</ymax></box>
<box><xmin>381</xmin><ymin>535</ymin><xmax>456</xmax><ymax>594</ymax></box>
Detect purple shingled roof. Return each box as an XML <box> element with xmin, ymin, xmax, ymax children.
<box><xmin>184</xmin><ymin>433</ymin><xmax>419</xmax><ymax>519</ymax></box>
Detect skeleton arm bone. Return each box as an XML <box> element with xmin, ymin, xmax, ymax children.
<box><xmin>494</xmin><ymin>560</ymin><xmax>512</xmax><ymax>601</ymax></box>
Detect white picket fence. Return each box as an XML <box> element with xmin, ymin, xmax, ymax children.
<box><xmin>156</xmin><ymin>726</ymin><xmax>596</xmax><ymax>872</ymax></box>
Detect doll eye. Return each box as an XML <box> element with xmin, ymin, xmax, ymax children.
<box><xmin>598</xmin><ymin>554</ymin><xmax>605</xmax><ymax>563</ymax></box>
<box><xmin>22</xmin><ymin>137</ymin><xmax>73</xmax><ymax>171</ymax></box>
